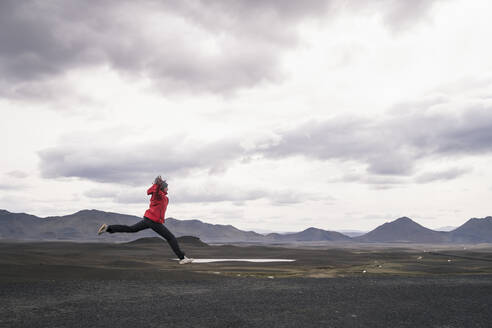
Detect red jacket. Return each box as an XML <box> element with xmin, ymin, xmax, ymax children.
<box><xmin>144</xmin><ymin>184</ymin><xmax>168</xmax><ymax>224</ymax></box>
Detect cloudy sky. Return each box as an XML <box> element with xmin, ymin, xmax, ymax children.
<box><xmin>1</xmin><ymin>0</ymin><xmax>492</xmax><ymax>233</ymax></box>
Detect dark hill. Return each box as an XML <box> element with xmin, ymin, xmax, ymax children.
<box><xmin>126</xmin><ymin>236</ymin><xmax>209</xmax><ymax>247</ymax></box>
<box><xmin>266</xmin><ymin>227</ymin><xmax>351</xmax><ymax>242</ymax></box>
<box><xmin>355</xmin><ymin>217</ymin><xmax>450</xmax><ymax>243</ymax></box>
<box><xmin>126</xmin><ymin>237</ymin><xmax>165</xmax><ymax>245</ymax></box>
<box><xmin>176</xmin><ymin>235</ymin><xmax>209</xmax><ymax>246</ymax></box>
<box><xmin>450</xmin><ymin>217</ymin><xmax>492</xmax><ymax>243</ymax></box>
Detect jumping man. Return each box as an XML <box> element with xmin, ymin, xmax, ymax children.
<box><xmin>97</xmin><ymin>176</ymin><xmax>193</xmax><ymax>264</ymax></box>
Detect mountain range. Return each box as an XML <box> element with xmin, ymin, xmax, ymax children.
<box><xmin>1</xmin><ymin>209</ymin><xmax>491</xmax><ymax>244</ymax></box>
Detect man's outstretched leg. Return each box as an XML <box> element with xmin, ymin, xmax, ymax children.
<box><xmin>98</xmin><ymin>219</ymin><xmax>149</xmax><ymax>235</ymax></box>
<box><xmin>149</xmin><ymin>221</ymin><xmax>193</xmax><ymax>264</ymax></box>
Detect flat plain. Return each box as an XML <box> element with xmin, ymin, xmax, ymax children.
<box><xmin>1</xmin><ymin>238</ymin><xmax>492</xmax><ymax>327</ymax></box>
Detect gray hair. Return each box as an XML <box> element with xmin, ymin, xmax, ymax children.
<box><xmin>160</xmin><ymin>180</ymin><xmax>168</xmax><ymax>191</ymax></box>
<box><xmin>154</xmin><ymin>175</ymin><xmax>168</xmax><ymax>191</ymax></box>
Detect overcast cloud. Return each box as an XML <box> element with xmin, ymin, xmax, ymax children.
<box><xmin>0</xmin><ymin>0</ymin><xmax>446</xmax><ymax>100</ymax></box>
<box><xmin>415</xmin><ymin>167</ymin><xmax>470</xmax><ymax>184</ymax></box>
<box><xmin>2</xmin><ymin>0</ymin><xmax>492</xmax><ymax>232</ymax></box>
<box><xmin>36</xmin><ymin>104</ymin><xmax>492</xmax><ymax>190</ymax></box>
<box><xmin>38</xmin><ymin>136</ymin><xmax>246</xmax><ymax>185</ymax></box>
<box><xmin>258</xmin><ymin>105</ymin><xmax>492</xmax><ymax>177</ymax></box>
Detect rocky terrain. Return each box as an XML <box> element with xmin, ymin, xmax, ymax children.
<box><xmin>1</xmin><ymin>238</ymin><xmax>492</xmax><ymax>327</ymax></box>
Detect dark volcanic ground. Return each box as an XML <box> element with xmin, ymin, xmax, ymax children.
<box><xmin>2</xmin><ymin>276</ymin><xmax>492</xmax><ymax>328</ymax></box>
<box><xmin>1</xmin><ymin>239</ymin><xmax>492</xmax><ymax>327</ymax></box>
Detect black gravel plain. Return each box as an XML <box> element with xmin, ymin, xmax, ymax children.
<box><xmin>2</xmin><ymin>276</ymin><xmax>492</xmax><ymax>328</ymax></box>
<box><xmin>1</xmin><ymin>240</ymin><xmax>492</xmax><ymax>327</ymax></box>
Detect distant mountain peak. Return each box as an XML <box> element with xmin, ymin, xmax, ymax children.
<box><xmin>393</xmin><ymin>217</ymin><xmax>414</xmax><ymax>223</ymax></box>
<box><xmin>303</xmin><ymin>227</ymin><xmax>321</xmax><ymax>232</ymax></box>
<box><xmin>267</xmin><ymin>226</ymin><xmax>351</xmax><ymax>242</ymax></box>
<box><xmin>460</xmin><ymin>216</ymin><xmax>492</xmax><ymax>227</ymax></box>
<box><xmin>469</xmin><ymin>216</ymin><xmax>492</xmax><ymax>222</ymax></box>
<box><xmin>451</xmin><ymin>216</ymin><xmax>492</xmax><ymax>243</ymax></box>
<box><xmin>356</xmin><ymin>216</ymin><xmax>448</xmax><ymax>243</ymax></box>
<box><xmin>384</xmin><ymin>217</ymin><xmax>425</xmax><ymax>228</ymax></box>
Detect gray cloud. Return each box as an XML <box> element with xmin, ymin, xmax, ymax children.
<box><xmin>433</xmin><ymin>108</ymin><xmax>492</xmax><ymax>155</ymax></box>
<box><xmin>84</xmin><ymin>188</ymin><xmax>145</xmax><ymax>204</ymax></box>
<box><xmin>0</xmin><ymin>172</ymin><xmax>29</xmax><ymax>190</ymax></box>
<box><xmin>257</xmin><ymin>115</ymin><xmax>418</xmax><ymax>175</ymax></box>
<box><xmin>174</xmin><ymin>188</ymin><xmax>326</xmax><ymax>205</ymax></box>
<box><xmin>335</xmin><ymin>166</ymin><xmax>471</xmax><ymax>188</ymax></box>
<box><xmin>0</xmin><ymin>0</ymin><xmax>326</xmax><ymax>99</ymax></box>
<box><xmin>259</xmin><ymin>106</ymin><xmax>492</xmax><ymax>177</ymax></box>
<box><xmin>377</xmin><ymin>0</ymin><xmax>437</xmax><ymax>33</ymax></box>
<box><xmin>38</xmin><ymin>137</ymin><xmax>245</xmax><ymax>185</ymax></box>
<box><xmin>0</xmin><ymin>183</ymin><xmax>22</xmax><ymax>190</ymax></box>
<box><xmin>37</xmin><ymin>106</ymin><xmax>492</xmax><ymax>187</ymax></box>
<box><xmin>84</xmin><ymin>183</ymin><xmax>325</xmax><ymax>206</ymax></box>
<box><xmin>269</xmin><ymin>190</ymin><xmax>332</xmax><ymax>205</ymax></box>
<box><xmin>337</xmin><ymin>0</ymin><xmax>446</xmax><ymax>35</ymax></box>
<box><xmin>6</xmin><ymin>170</ymin><xmax>28</xmax><ymax>179</ymax></box>
<box><xmin>1</xmin><ymin>0</ymin><xmax>444</xmax><ymax>100</ymax></box>
<box><xmin>172</xmin><ymin>187</ymin><xmax>267</xmax><ymax>204</ymax></box>
<box><xmin>335</xmin><ymin>173</ymin><xmax>408</xmax><ymax>187</ymax></box>
<box><xmin>415</xmin><ymin>167</ymin><xmax>470</xmax><ymax>184</ymax></box>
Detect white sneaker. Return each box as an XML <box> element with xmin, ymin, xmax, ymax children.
<box><xmin>98</xmin><ymin>223</ymin><xmax>108</xmax><ymax>235</ymax></box>
<box><xmin>179</xmin><ymin>256</ymin><xmax>193</xmax><ymax>264</ymax></box>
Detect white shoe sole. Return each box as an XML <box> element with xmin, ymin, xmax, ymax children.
<box><xmin>179</xmin><ymin>258</ymin><xmax>194</xmax><ymax>264</ymax></box>
<box><xmin>98</xmin><ymin>224</ymin><xmax>107</xmax><ymax>235</ymax></box>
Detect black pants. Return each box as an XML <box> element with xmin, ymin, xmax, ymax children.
<box><xmin>107</xmin><ymin>217</ymin><xmax>185</xmax><ymax>260</ymax></box>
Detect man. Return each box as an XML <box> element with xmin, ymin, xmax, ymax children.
<box><xmin>97</xmin><ymin>176</ymin><xmax>193</xmax><ymax>264</ymax></box>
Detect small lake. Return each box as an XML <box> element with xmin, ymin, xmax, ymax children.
<box><xmin>179</xmin><ymin>258</ymin><xmax>296</xmax><ymax>263</ymax></box>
